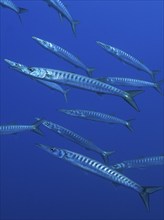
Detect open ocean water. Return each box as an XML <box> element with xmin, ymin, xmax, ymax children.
<box><xmin>0</xmin><ymin>0</ymin><xmax>164</xmax><ymax>220</ymax></box>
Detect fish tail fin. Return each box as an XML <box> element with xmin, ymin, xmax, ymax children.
<box><xmin>139</xmin><ymin>186</ymin><xmax>163</xmax><ymax>211</ymax></box>
<box><xmin>86</xmin><ymin>68</ymin><xmax>94</xmax><ymax>77</ymax></box>
<box><xmin>63</xmin><ymin>89</ymin><xmax>70</xmax><ymax>102</ymax></box>
<box><xmin>101</xmin><ymin>151</ymin><xmax>115</xmax><ymax>165</ymax></box>
<box><xmin>125</xmin><ymin>119</ymin><xmax>135</xmax><ymax>131</ymax></box>
<box><xmin>19</xmin><ymin>7</ymin><xmax>28</xmax><ymax>14</ymax></box>
<box><xmin>17</xmin><ymin>8</ymin><xmax>27</xmax><ymax>23</ymax></box>
<box><xmin>71</xmin><ymin>20</ymin><xmax>79</xmax><ymax>35</ymax></box>
<box><xmin>123</xmin><ymin>90</ymin><xmax>144</xmax><ymax>112</ymax></box>
<box><xmin>151</xmin><ymin>70</ymin><xmax>160</xmax><ymax>81</ymax></box>
<box><xmin>154</xmin><ymin>80</ymin><xmax>164</xmax><ymax>94</ymax></box>
<box><xmin>33</xmin><ymin>119</ymin><xmax>44</xmax><ymax>136</ymax></box>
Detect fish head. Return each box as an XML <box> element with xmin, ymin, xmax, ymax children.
<box><xmin>42</xmin><ymin>120</ymin><xmax>62</xmax><ymax>134</ymax></box>
<box><xmin>4</xmin><ymin>59</ymin><xmax>30</xmax><ymax>74</ymax></box>
<box><xmin>59</xmin><ymin>109</ymin><xmax>84</xmax><ymax>117</ymax></box>
<box><xmin>32</xmin><ymin>36</ymin><xmax>56</xmax><ymax>51</ymax></box>
<box><xmin>96</xmin><ymin>41</ymin><xmax>107</xmax><ymax>49</ymax></box>
<box><xmin>59</xmin><ymin>109</ymin><xmax>75</xmax><ymax>116</ymax></box>
<box><xmin>42</xmin><ymin>120</ymin><xmax>54</xmax><ymax>129</ymax></box>
<box><xmin>96</xmin><ymin>41</ymin><xmax>117</xmax><ymax>54</ymax></box>
<box><xmin>36</xmin><ymin>144</ymin><xmax>65</xmax><ymax>158</ymax></box>
<box><xmin>27</xmin><ymin>67</ymin><xmax>48</xmax><ymax>79</ymax></box>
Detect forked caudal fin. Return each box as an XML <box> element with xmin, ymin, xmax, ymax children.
<box><xmin>32</xmin><ymin>119</ymin><xmax>44</xmax><ymax>136</ymax></box>
<box><xmin>139</xmin><ymin>186</ymin><xmax>163</xmax><ymax>211</ymax></box>
<box><xmin>123</xmin><ymin>90</ymin><xmax>144</xmax><ymax>112</ymax></box>
<box><xmin>154</xmin><ymin>80</ymin><xmax>164</xmax><ymax>94</ymax></box>
<box><xmin>18</xmin><ymin>7</ymin><xmax>28</xmax><ymax>23</ymax></box>
<box><xmin>101</xmin><ymin>151</ymin><xmax>115</xmax><ymax>165</ymax></box>
<box><xmin>125</xmin><ymin>119</ymin><xmax>135</xmax><ymax>131</ymax></box>
<box><xmin>18</xmin><ymin>7</ymin><xmax>28</xmax><ymax>14</ymax></box>
<box><xmin>86</xmin><ymin>68</ymin><xmax>94</xmax><ymax>77</ymax></box>
<box><xmin>71</xmin><ymin>20</ymin><xmax>79</xmax><ymax>35</ymax></box>
<box><xmin>151</xmin><ymin>70</ymin><xmax>160</xmax><ymax>81</ymax></box>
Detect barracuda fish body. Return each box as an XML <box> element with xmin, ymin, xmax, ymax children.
<box><xmin>37</xmin><ymin>144</ymin><xmax>163</xmax><ymax>210</ymax></box>
<box><xmin>110</xmin><ymin>156</ymin><xmax>164</xmax><ymax>170</ymax></box>
<box><xmin>98</xmin><ymin>77</ymin><xmax>163</xmax><ymax>94</ymax></box>
<box><xmin>32</xmin><ymin>37</ymin><xmax>94</xmax><ymax>77</ymax></box>
<box><xmin>96</xmin><ymin>41</ymin><xmax>159</xmax><ymax>80</ymax></box>
<box><xmin>43</xmin><ymin>0</ymin><xmax>79</xmax><ymax>34</ymax></box>
<box><xmin>4</xmin><ymin>59</ymin><xmax>144</xmax><ymax>111</ymax></box>
<box><xmin>0</xmin><ymin>0</ymin><xmax>27</xmax><ymax>21</ymax></box>
<box><xmin>39</xmin><ymin>119</ymin><xmax>113</xmax><ymax>164</ymax></box>
<box><xmin>59</xmin><ymin>109</ymin><xmax>134</xmax><ymax>131</ymax></box>
<box><xmin>0</xmin><ymin>119</ymin><xmax>43</xmax><ymax>135</ymax></box>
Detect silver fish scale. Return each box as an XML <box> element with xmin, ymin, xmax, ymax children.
<box><xmin>0</xmin><ymin>125</ymin><xmax>32</xmax><ymax>134</ymax></box>
<box><xmin>99</xmin><ymin>42</ymin><xmax>152</xmax><ymax>75</ymax></box>
<box><xmin>39</xmin><ymin>68</ymin><xmax>123</xmax><ymax>96</ymax></box>
<box><xmin>65</xmin><ymin>109</ymin><xmax>126</xmax><ymax>125</ymax></box>
<box><xmin>132</xmin><ymin>156</ymin><xmax>164</xmax><ymax>166</ymax></box>
<box><xmin>42</xmin><ymin>120</ymin><xmax>103</xmax><ymax>153</ymax></box>
<box><xmin>51</xmin><ymin>0</ymin><xmax>72</xmax><ymax>21</ymax></box>
<box><xmin>58</xmin><ymin>127</ymin><xmax>102</xmax><ymax>152</ymax></box>
<box><xmin>118</xmin><ymin>50</ymin><xmax>140</xmax><ymax>65</ymax></box>
<box><xmin>107</xmin><ymin>77</ymin><xmax>155</xmax><ymax>87</ymax></box>
<box><xmin>111</xmin><ymin>156</ymin><xmax>164</xmax><ymax>170</ymax></box>
<box><xmin>55</xmin><ymin>45</ymin><xmax>86</xmax><ymax>69</ymax></box>
<box><xmin>63</xmin><ymin>149</ymin><xmax>141</xmax><ymax>192</ymax></box>
<box><xmin>0</xmin><ymin>0</ymin><xmax>18</xmax><ymax>12</ymax></box>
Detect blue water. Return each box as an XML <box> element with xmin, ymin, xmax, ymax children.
<box><xmin>0</xmin><ymin>1</ymin><xmax>164</xmax><ymax>220</ymax></box>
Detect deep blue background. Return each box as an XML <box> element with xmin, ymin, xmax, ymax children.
<box><xmin>0</xmin><ymin>1</ymin><xmax>164</xmax><ymax>219</ymax></box>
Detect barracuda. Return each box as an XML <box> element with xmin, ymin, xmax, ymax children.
<box><xmin>59</xmin><ymin>109</ymin><xmax>134</xmax><ymax>131</ymax></box>
<box><xmin>38</xmin><ymin>119</ymin><xmax>113</xmax><ymax>164</ymax></box>
<box><xmin>0</xmin><ymin>119</ymin><xmax>43</xmax><ymax>135</ymax></box>
<box><xmin>32</xmin><ymin>36</ymin><xmax>94</xmax><ymax>77</ymax></box>
<box><xmin>0</xmin><ymin>0</ymin><xmax>27</xmax><ymax>22</ymax></box>
<box><xmin>43</xmin><ymin>0</ymin><xmax>79</xmax><ymax>34</ymax></box>
<box><xmin>110</xmin><ymin>156</ymin><xmax>164</xmax><ymax>170</ymax></box>
<box><xmin>36</xmin><ymin>144</ymin><xmax>163</xmax><ymax>211</ymax></box>
<box><xmin>98</xmin><ymin>77</ymin><xmax>163</xmax><ymax>94</ymax></box>
<box><xmin>4</xmin><ymin>59</ymin><xmax>144</xmax><ymax>112</ymax></box>
<box><xmin>96</xmin><ymin>41</ymin><xmax>159</xmax><ymax>81</ymax></box>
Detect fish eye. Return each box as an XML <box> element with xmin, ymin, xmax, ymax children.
<box><xmin>15</xmin><ymin>63</ymin><xmax>21</xmax><ymax>68</ymax></box>
<box><xmin>28</xmin><ymin>67</ymin><xmax>34</xmax><ymax>72</ymax></box>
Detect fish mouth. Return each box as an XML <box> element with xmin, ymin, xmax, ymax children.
<box><xmin>58</xmin><ymin>109</ymin><xmax>67</xmax><ymax>113</ymax></box>
<box><xmin>36</xmin><ymin>143</ymin><xmax>55</xmax><ymax>152</ymax></box>
<box><xmin>4</xmin><ymin>59</ymin><xmax>17</xmax><ymax>67</ymax></box>
<box><xmin>96</xmin><ymin>41</ymin><xmax>104</xmax><ymax>46</ymax></box>
<box><xmin>4</xmin><ymin>59</ymin><xmax>23</xmax><ymax>70</ymax></box>
<box><xmin>96</xmin><ymin>41</ymin><xmax>107</xmax><ymax>49</ymax></box>
<box><xmin>32</xmin><ymin>36</ymin><xmax>43</xmax><ymax>44</ymax></box>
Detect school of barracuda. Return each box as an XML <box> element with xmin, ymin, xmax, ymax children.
<box><xmin>0</xmin><ymin>0</ymin><xmax>164</xmax><ymax>211</ymax></box>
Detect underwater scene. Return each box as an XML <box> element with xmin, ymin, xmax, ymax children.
<box><xmin>0</xmin><ymin>0</ymin><xmax>164</xmax><ymax>220</ymax></box>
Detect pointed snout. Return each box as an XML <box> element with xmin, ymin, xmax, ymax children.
<box><xmin>96</xmin><ymin>41</ymin><xmax>106</xmax><ymax>48</ymax></box>
<box><xmin>58</xmin><ymin>109</ymin><xmax>67</xmax><ymax>113</ymax></box>
<box><xmin>4</xmin><ymin>59</ymin><xmax>16</xmax><ymax>67</ymax></box>
<box><xmin>36</xmin><ymin>143</ymin><xmax>53</xmax><ymax>152</ymax></box>
<box><xmin>32</xmin><ymin>36</ymin><xmax>43</xmax><ymax>44</ymax></box>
